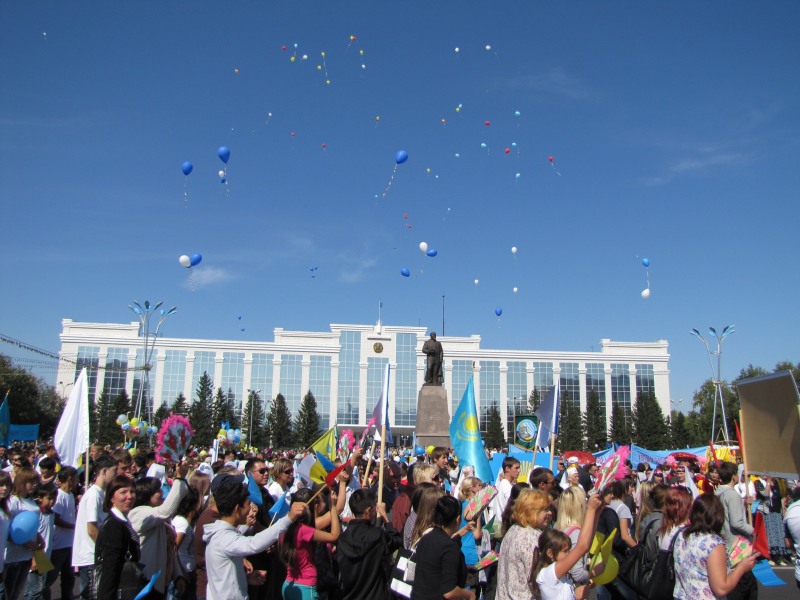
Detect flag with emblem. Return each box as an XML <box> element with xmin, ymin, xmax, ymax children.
<box><xmin>449</xmin><ymin>377</ymin><xmax>492</xmax><ymax>483</ymax></box>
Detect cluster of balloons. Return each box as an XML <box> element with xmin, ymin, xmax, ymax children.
<box><xmin>217</xmin><ymin>426</ymin><xmax>242</xmax><ymax>446</ymax></box>
<box><xmin>179</xmin><ymin>254</ymin><xmax>202</xmax><ymax>268</ymax></box>
<box><xmin>116</xmin><ymin>414</ymin><xmax>156</xmax><ymax>437</ymax></box>
<box><xmin>641</xmin><ymin>257</ymin><xmax>651</xmax><ymax>300</ymax></box>
<box><xmin>418</xmin><ymin>242</ymin><xmax>437</xmax><ymax>257</ymax></box>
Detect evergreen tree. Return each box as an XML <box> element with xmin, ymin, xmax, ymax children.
<box><xmin>94</xmin><ymin>388</ymin><xmax>114</xmax><ymax>446</ymax></box>
<box><xmin>153</xmin><ymin>403</ymin><xmax>170</xmax><ymax>426</ymax></box>
<box><xmin>267</xmin><ymin>393</ymin><xmax>294</xmax><ymax>449</ymax></box>
<box><xmin>556</xmin><ymin>390</ymin><xmax>584</xmax><ymax>453</ymax></box>
<box><xmin>528</xmin><ymin>388</ymin><xmax>541</xmax><ymax>413</ymax></box>
<box><xmin>294</xmin><ymin>390</ymin><xmax>322</xmax><ymax>449</ymax></box>
<box><xmin>484</xmin><ymin>403</ymin><xmax>506</xmax><ymax>449</ymax></box>
<box><xmin>212</xmin><ymin>388</ymin><xmax>238</xmax><ymax>429</ymax></box>
<box><xmin>670</xmin><ymin>410</ymin><xmax>690</xmax><ymax>448</ymax></box>
<box><xmin>88</xmin><ymin>393</ymin><xmax>99</xmax><ymax>445</ymax></box>
<box><xmin>170</xmin><ymin>392</ymin><xmax>189</xmax><ymax>416</ymax></box>
<box><xmin>608</xmin><ymin>402</ymin><xmax>631</xmax><ymax>445</ymax></box>
<box><xmin>632</xmin><ymin>392</ymin><xmax>669</xmax><ymax>449</ymax></box>
<box><xmin>242</xmin><ymin>390</ymin><xmax>267</xmax><ymax>449</ymax></box>
<box><xmin>188</xmin><ymin>372</ymin><xmax>215</xmax><ymax>448</ymax></box>
<box><xmin>583</xmin><ymin>388</ymin><xmax>607</xmax><ymax>451</ymax></box>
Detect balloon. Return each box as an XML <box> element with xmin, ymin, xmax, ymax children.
<box><xmin>642</xmin><ymin>258</ymin><xmax>650</xmax><ymax>267</ymax></box>
<box><xmin>234</xmin><ymin>428</ymin><xmax>241</xmax><ymax>444</ymax></box>
<box><xmin>217</xmin><ymin>146</ymin><xmax>230</xmax><ymax>164</ymax></box>
<box><xmin>130</xmin><ymin>417</ymin><xmax>139</xmax><ymax>427</ymax></box>
<box><xmin>115</xmin><ymin>419</ymin><xmax>122</xmax><ymax>426</ymax></box>
<box><xmin>511</xmin><ymin>246</ymin><xmax>517</xmax><ymax>254</ymax></box>
<box><xmin>513</xmin><ymin>287</ymin><xmax>518</xmax><ymax>294</ymax></box>
<box><xmin>511</xmin><ymin>142</ymin><xmax>517</xmax><ymax>148</ymax></box>
<box><xmin>485</xmin><ymin>121</ymin><xmax>491</xmax><ymax>126</ymax></box>
<box><xmin>505</xmin><ymin>148</ymin><xmax>510</xmax><ymax>154</ymax></box>
<box><xmin>454</xmin><ymin>153</ymin><xmax>460</xmax><ymax>158</ymax></box>
<box><xmin>426</xmin><ymin>249</ymin><xmax>438</xmax><ymax>257</ymax></box>
<box><xmin>218</xmin><ymin>170</ymin><xmax>225</xmax><ymax>178</ymax></box>
<box><xmin>515</xmin><ymin>173</ymin><xmax>521</xmax><ymax>180</ymax></box>
<box><xmin>474</xmin><ymin>279</ymin><xmax>479</xmax><ymax>286</ymax></box>
<box><xmin>226</xmin><ymin>429</ymin><xmax>235</xmax><ymax>442</ymax></box>
<box><xmin>641</xmin><ymin>288</ymin><xmax>651</xmax><ymax>300</ymax></box>
<box><xmin>548</xmin><ymin>156</ymin><xmax>554</xmax><ymax>162</ymax></box>
<box><xmin>181</xmin><ymin>162</ymin><xmax>193</xmax><ymax>176</ymax></box>
<box><xmin>495</xmin><ymin>307</ymin><xmax>503</xmax><ymax>317</ymax></box>
<box><xmin>395</xmin><ymin>150</ymin><xmax>409</xmax><ymax>164</ymax></box>
<box><xmin>9</xmin><ymin>511</ymin><xmax>39</xmax><ymax>544</ymax></box>
<box><xmin>514</xmin><ymin>110</ymin><xmax>521</xmax><ymax>117</ymax></box>
<box><xmin>592</xmin><ymin>555</ymin><xmax>619</xmax><ymax>585</ymax></box>
<box><xmin>190</xmin><ymin>253</ymin><xmax>202</xmax><ymax>267</ymax></box>
<box><xmin>131</xmin><ymin>427</ymin><xmax>140</xmax><ymax>436</ymax></box>
<box><xmin>220</xmin><ymin>178</ymin><xmax>226</xmax><ymax>184</ymax></box>
<box><xmin>419</xmin><ymin>242</ymin><xmax>428</xmax><ymax>253</ymax></box>
<box><xmin>426</xmin><ymin>445</ymin><xmax>435</xmax><ymax>455</ymax></box>
<box><xmin>118</xmin><ymin>414</ymin><xmax>128</xmax><ymax>424</ymax></box>
<box><xmin>415</xmin><ymin>445</ymin><xmax>425</xmax><ymax>455</ymax></box>
<box><xmin>485</xmin><ymin>45</ymin><xmax>492</xmax><ymax>51</ymax></box>
<box><xmin>454</xmin><ymin>47</ymin><xmax>460</xmax><ymax>53</ymax></box>
<box><xmin>400</xmin><ymin>268</ymin><xmax>410</xmax><ymax>277</ymax></box>
<box><xmin>122</xmin><ymin>422</ymin><xmax>130</xmax><ymax>431</ymax></box>
<box><xmin>480</xmin><ymin>143</ymin><xmax>487</xmax><ymax>149</ymax></box>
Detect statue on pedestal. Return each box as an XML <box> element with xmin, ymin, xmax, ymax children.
<box><xmin>422</xmin><ymin>332</ymin><xmax>443</xmax><ymax>385</ymax></box>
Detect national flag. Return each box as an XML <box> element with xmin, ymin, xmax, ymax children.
<box><xmin>534</xmin><ymin>380</ymin><xmax>560</xmax><ymax>450</ymax></box>
<box><xmin>0</xmin><ymin>391</ymin><xmax>10</xmax><ymax>446</ymax></box>
<box><xmin>753</xmin><ymin>512</ymin><xmax>771</xmax><ymax>560</ymax></box>
<box><xmin>311</xmin><ymin>426</ymin><xmax>338</xmax><ymax>463</ymax></box>
<box><xmin>449</xmin><ymin>377</ymin><xmax>493</xmax><ymax>484</ymax></box>
<box><xmin>371</xmin><ymin>363</ymin><xmax>393</xmax><ymax>444</ymax></box>
<box><xmin>268</xmin><ymin>491</ymin><xmax>290</xmax><ymax>520</ymax></box>
<box><xmin>54</xmin><ymin>369</ymin><xmax>91</xmax><ymax>468</ymax></box>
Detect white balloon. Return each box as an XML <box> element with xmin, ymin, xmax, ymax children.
<box><xmin>485</xmin><ymin>45</ymin><xmax>492</xmax><ymax>51</ymax></box>
<box><xmin>474</xmin><ymin>279</ymin><xmax>479</xmax><ymax>286</ymax></box>
<box><xmin>641</xmin><ymin>288</ymin><xmax>651</xmax><ymax>299</ymax></box>
<box><xmin>454</xmin><ymin>47</ymin><xmax>460</xmax><ymax>53</ymax></box>
<box><xmin>218</xmin><ymin>170</ymin><xmax>225</xmax><ymax>178</ymax></box>
<box><xmin>513</xmin><ymin>287</ymin><xmax>518</xmax><ymax>294</ymax></box>
<box><xmin>179</xmin><ymin>255</ymin><xmax>191</xmax><ymax>268</ymax></box>
<box><xmin>511</xmin><ymin>246</ymin><xmax>517</xmax><ymax>254</ymax></box>
<box><xmin>419</xmin><ymin>242</ymin><xmax>428</xmax><ymax>253</ymax></box>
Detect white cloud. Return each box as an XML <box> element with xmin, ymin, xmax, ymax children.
<box><xmin>186</xmin><ymin>266</ymin><xmax>235</xmax><ymax>288</ymax></box>
<box><xmin>506</xmin><ymin>67</ymin><xmax>591</xmax><ymax>100</ymax></box>
<box><xmin>339</xmin><ymin>257</ymin><xmax>377</xmax><ymax>283</ymax></box>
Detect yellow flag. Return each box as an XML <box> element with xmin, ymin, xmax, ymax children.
<box><xmin>310</xmin><ymin>426</ymin><xmax>338</xmax><ymax>462</ymax></box>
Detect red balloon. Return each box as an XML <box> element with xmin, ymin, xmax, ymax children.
<box><xmin>291</xmin><ymin>132</ymin><xmax>296</xmax><ymax>137</ymax></box>
<box><xmin>505</xmin><ymin>148</ymin><xmax>510</xmax><ymax>154</ymax></box>
<box><xmin>321</xmin><ymin>143</ymin><xmax>326</xmax><ymax>149</ymax></box>
<box><xmin>281</xmin><ymin>45</ymin><xmax>287</xmax><ymax>51</ymax></box>
<box><xmin>548</xmin><ymin>156</ymin><xmax>554</xmax><ymax>162</ymax></box>
<box><xmin>485</xmin><ymin>121</ymin><xmax>491</xmax><ymax>126</ymax></box>
<box><xmin>403</xmin><ymin>213</ymin><xmax>408</xmax><ymax>218</ymax></box>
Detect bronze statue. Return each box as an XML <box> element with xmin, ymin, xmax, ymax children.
<box><xmin>422</xmin><ymin>332</ymin><xmax>443</xmax><ymax>385</ymax></box>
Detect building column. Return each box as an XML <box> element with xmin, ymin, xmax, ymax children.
<box><xmin>154</xmin><ymin>351</ymin><xmax>167</xmax><ymax>407</ymax></box>
<box><xmin>243</xmin><ymin>355</ymin><xmax>254</xmax><ymax>404</ymax></box>
<box><xmin>272</xmin><ymin>358</ymin><xmax>282</xmax><ymax>400</ymax></box>
<box><xmin>629</xmin><ymin>366</ymin><xmax>638</xmax><ymax>409</ymax></box>
<box><xmin>301</xmin><ymin>357</ymin><xmax>311</xmax><ymax>399</ymax></box>
<box><xmin>526</xmin><ymin>363</ymin><xmax>534</xmax><ymax>404</ymax></box>
<box><xmin>579</xmin><ymin>366</ymin><xmax>588</xmax><ymax>413</ymax></box>
<box><xmin>499</xmin><ymin>364</ymin><xmax>509</xmax><ymax>439</ymax></box>
<box><xmin>389</xmin><ymin>362</ymin><xmax>398</xmax><ymax>427</ymax></box>
<box><xmin>214</xmin><ymin>354</ymin><xmax>224</xmax><ymax>395</ymax></box>
<box><xmin>473</xmin><ymin>364</ymin><xmax>482</xmax><ymax>420</ymax></box>
<box><xmin>358</xmin><ymin>362</ymin><xmax>368</xmax><ymax>426</ymax></box>
<box><xmin>126</xmin><ymin>348</ymin><xmax>137</xmax><ymax>398</ymax></box>
<box><xmin>184</xmin><ymin>352</ymin><xmax>195</xmax><ymax>401</ymax></box>
<box><xmin>444</xmin><ymin>363</ymin><xmax>454</xmax><ymax>417</ymax></box>
<box><xmin>329</xmin><ymin>361</ymin><xmax>340</xmax><ymax>429</ymax></box>
<box><xmin>604</xmin><ymin>367</ymin><xmax>614</xmax><ymax>432</ymax></box>
<box><xmin>654</xmin><ymin>366</ymin><xmax>671</xmax><ymax>418</ymax></box>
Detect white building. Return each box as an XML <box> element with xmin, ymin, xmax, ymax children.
<box><xmin>57</xmin><ymin>319</ymin><xmax>670</xmax><ymax>440</ymax></box>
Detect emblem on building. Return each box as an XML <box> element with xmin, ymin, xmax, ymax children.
<box><xmin>373</xmin><ymin>342</ymin><xmax>384</xmax><ymax>353</ymax></box>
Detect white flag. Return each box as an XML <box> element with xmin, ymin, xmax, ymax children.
<box><xmin>54</xmin><ymin>368</ymin><xmax>91</xmax><ymax>468</ymax></box>
<box><xmin>534</xmin><ymin>379</ymin><xmax>560</xmax><ymax>450</ymax></box>
<box><xmin>372</xmin><ymin>364</ymin><xmax>393</xmax><ymax>443</ymax></box>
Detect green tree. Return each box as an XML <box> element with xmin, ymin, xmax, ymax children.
<box><xmin>294</xmin><ymin>390</ymin><xmax>322</xmax><ymax>449</ymax></box>
<box><xmin>773</xmin><ymin>361</ymin><xmax>800</xmax><ymax>387</ymax></box>
<box><xmin>242</xmin><ymin>390</ymin><xmax>267</xmax><ymax>449</ymax></box>
<box><xmin>111</xmin><ymin>391</ymin><xmax>131</xmax><ymax>444</ymax></box>
<box><xmin>691</xmin><ymin>379</ymin><xmax>738</xmax><ymax>444</ymax></box>
<box><xmin>484</xmin><ymin>403</ymin><xmax>506</xmax><ymax>449</ymax></box>
<box><xmin>153</xmin><ymin>403</ymin><xmax>170</xmax><ymax>426</ymax></box>
<box><xmin>608</xmin><ymin>402</ymin><xmax>631</xmax><ymax>444</ymax></box>
<box><xmin>212</xmin><ymin>388</ymin><xmax>237</xmax><ymax>430</ymax></box>
<box><xmin>632</xmin><ymin>392</ymin><xmax>669</xmax><ymax>449</ymax></box>
<box><xmin>583</xmin><ymin>388</ymin><xmax>607</xmax><ymax>451</ymax></box>
<box><xmin>670</xmin><ymin>410</ymin><xmax>691</xmax><ymax>448</ymax></box>
<box><xmin>738</xmin><ymin>364</ymin><xmax>768</xmax><ymax>381</ymax></box>
<box><xmin>0</xmin><ymin>354</ymin><xmax>65</xmax><ymax>438</ymax></box>
<box><xmin>94</xmin><ymin>388</ymin><xmax>115</xmax><ymax>446</ymax></box>
<box><xmin>267</xmin><ymin>393</ymin><xmax>294</xmax><ymax>449</ymax></box>
<box><xmin>528</xmin><ymin>388</ymin><xmax>541</xmax><ymax>413</ymax></box>
<box><xmin>170</xmin><ymin>392</ymin><xmax>189</xmax><ymax>416</ymax></box>
<box><xmin>556</xmin><ymin>390</ymin><xmax>584</xmax><ymax>453</ymax></box>
<box><xmin>188</xmin><ymin>372</ymin><xmax>214</xmax><ymax>448</ymax></box>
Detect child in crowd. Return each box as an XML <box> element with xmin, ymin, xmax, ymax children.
<box><xmin>24</xmin><ymin>483</ymin><xmax>57</xmax><ymax>600</ymax></box>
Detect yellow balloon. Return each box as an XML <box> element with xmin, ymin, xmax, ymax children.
<box><xmin>290</xmin><ymin>56</ymin><xmax>295</xmax><ymax>62</ymax></box>
<box><xmin>321</xmin><ymin>51</ymin><xmax>326</xmax><ymax>57</ymax></box>
<box><xmin>128</xmin><ymin>448</ymin><xmax>138</xmax><ymax>457</ymax></box>
<box><xmin>426</xmin><ymin>445</ymin><xmax>435</xmax><ymax>455</ymax></box>
<box><xmin>116</xmin><ymin>419</ymin><xmax>122</xmax><ymax>426</ymax></box>
<box><xmin>592</xmin><ymin>554</ymin><xmax>619</xmax><ymax>586</ymax></box>
<box><xmin>130</xmin><ymin>417</ymin><xmax>139</xmax><ymax>427</ymax></box>
<box><xmin>359</xmin><ymin>49</ymin><xmax>364</xmax><ymax>56</ymax></box>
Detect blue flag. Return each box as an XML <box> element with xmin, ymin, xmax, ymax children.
<box><xmin>449</xmin><ymin>377</ymin><xmax>493</xmax><ymax>484</ymax></box>
<box><xmin>534</xmin><ymin>379</ymin><xmax>560</xmax><ymax>450</ymax></box>
<box><xmin>0</xmin><ymin>393</ymin><xmax>10</xmax><ymax>447</ymax></box>
<box><xmin>268</xmin><ymin>491</ymin><xmax>290</xmax><ymax>520</ymax></box>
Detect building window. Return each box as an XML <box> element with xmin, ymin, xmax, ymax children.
<box><xmin>507</xmin><ymin>362</ymin><xmax>528</xmax><ymax>437</ymax></box>
<box><xmin>611</xmin><ymin>364</ymin><xmax>631</xmax><ymax>415</ymax></box>
<box><xmin>533</xmin><ymin>362</ymin><xmax>554</xmax><ymax>398</ymax></box>
<box><xmin>76</xmin><ymin>346</ymin><xmax>100</xmax><ymax>402</ymax></box>
<box><xmin>479</xmin><ymin>361</ymin><xmax>500</xmax><ymax>434</ymax></box>
<box><xmin>131</xmin><ymin>348</ymin><xmax>157</xmax><ymax>415</ymax></box>
<box><xmin>395</xmin><ymin>333</ymin><xmax>417</xmax><ymax>427</ymax></box>
<box><xmin>559</xmin><ymin>362</ymin><xmax>580</xmax><ymax>407</ymax></box>
<box><xmin>160</xmin><ymin>350</ymin><xmax>187</xmax><ymax>406</ymax></box>
<box><xmin>367</xmin><ymin>358</ymin><xmax>390</xmax><ymax>426</ymax></box>
<box><xmin>585</xmin><ymin>363</ymin><xmax>607</xmax><ymax>424</ymax></box>
<box><xmin>635</xmin><ymin>364</ymin><xmax>655</xmax><ymax>398</ymax></box>
<box><xmin>451</xmin><ymin>360</ymin><xmax>473</xmax><ymax>415</ymax></box>
<box><xmin>191</xmin><ymin>351</ymin><xmax>216</xmax><ymax>400</ymax></box>
<box><xmin>103</xmin><ymin>347</ymin><xmax>128</xmax><ymax>398</ymax></box>
<box><xmin>251</xmin><ymin>354</ymin><xmax>274</xmax><ymax>403</ymax></box>
<box><xmin>309</xmin><ymin>355</ymin><xmax>332</xmax><ymax>427</ymax></box>
<box><xmin>337</xmin><ymin>331</ymin><xmax>360</xmax><ymax>424</ymax></box>
<box><xmin>279</xmin><ymin>354</ymin><xmax>303</xmax><ymax>415</ymax></box>
<box><xmin>222</xmin><ymin>353</ymin><xmax>245</xmax><ymax>413</ymax></box>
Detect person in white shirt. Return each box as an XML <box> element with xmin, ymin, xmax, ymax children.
<box><xmin>46</xmin><ymin>466</ymin><xmax>78</xmax><ymax>600</ymax></box>
<box><xmin>490</xmin><ymin>457</ymin><xmax>521</xmax><ymax>521</ymax></box>
<box><xmin>267</xmin><ymin>458</ymin><xmax>295</xmax><ymax>502</ymax></box>
<box><xmin>23</xmin><ymin>482</ymin><xmax>57</xmax><ymax>599</ymax></box>
<box><xmin>71</xmin><ymin>454</ymin><xmax>117</xmax><ymax>597</ymax></box>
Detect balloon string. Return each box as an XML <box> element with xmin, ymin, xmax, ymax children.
<box><xmin>381</xmin><ymin>164</ymin><xmax>398</xmax><ymax>199</ymax></box>
<box><xmin>184</xmin><ymin>178</ymin><xmax>188</xmax><ymax>208</ymax></box>
<box><xmin>188</xmin><ymin>270</ymin><xmax>196</xmax><ymax>293</ymax></box>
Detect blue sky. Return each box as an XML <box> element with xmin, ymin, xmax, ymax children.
<box><xmin>1</xmin><ymin>1</ymin><xmax>798</xmax><ymax>410</ymax></box>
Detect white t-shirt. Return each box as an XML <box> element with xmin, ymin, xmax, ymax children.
<box><xmin>490</xmin><ymin>478</ymin><xmax>513</xmax><ymax>521</ymax></box>
<box><xmin>536</xmin><ymin>562</ymin><xmax>575</xmax><ymax>600</ymax></box>
<box><xmin>172</xmin><ymin>515</ymin><xmax>196</xmax><ymax>573</ymax></box>
<box><xmin>52</xmin><ymin>488</ymin><xmax>77</xmax><ymax>550</ymax></box>
<box><xmin>784</xmin><ymin>500</ymin><xmax>800</xmax><ymax>583</ymax></box>
<box><xmin>72</xmin><ymin>484</ymin><xmax>107</xmax><ymax>567</ymax></box>
<box><xmin>39</xmin><ymin>511</ymin><xmax>56</xmax><ymax>558</ymax></box>
<box><xmin>267</xmin><ymin>481</ymin><xmax>286</xmax><ymax>503</ymax></box>
<box><xmin>0</xmin><ymin>509</ymin><xmax>11</xmax><ymax>572</ymax></box>
<box><xmin>6</xmin><ymin>496</ymin><xmax>41</xmax><ymax>563</ymax></box>
<box><xmin>658</xmin><ymin>525</ymin><xmax>685</xmax><ymax>551</ymax></box>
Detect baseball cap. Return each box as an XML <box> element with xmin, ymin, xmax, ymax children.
<box><xmin>210</xmin><ymin>473</ymin><xmax>245</xmax><ymax>496</ymax></box>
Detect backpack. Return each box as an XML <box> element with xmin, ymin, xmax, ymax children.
<box><xmin>618</xmin><ymin>519</ymin><xmax>658</xmax><ymax>593</ymax></box>
<box><xmin>641</xmin><ymin>528</ymin><xmax>679</xmax><ymax>600</ymax></box>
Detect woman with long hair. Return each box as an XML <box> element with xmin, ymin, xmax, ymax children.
<box><xmin>673</xmin><ymin>494</ymin><xmax>757</xmax><ymax>599</ymax></box>
<box><xmin>607</xmin><ymin>480</ymin><xmax>637</xmax><ymax>549</ymax></box>
<box><xmin>457</xmin><ymin>477</ymin><xmax>484</xmax><ymax>568</ymax></box>
<box><xmin>94</xmin><ymin>476</ymin><xmax>140</xmax><ymax>600</ymax></box>
<box><xmin>188</xmin><ymin>470</ymin><xmax>211</xmax><ymax>513</ymax></box>
<box><xmin>4</xmin><ymin>466</ymin><xmax>43</xmax><ymax>600</ymax></box>
<box><xmin>553</xmin><ymin>486</ymin><xmax>591</xmax><ymax>587</ymax></box>
<box><xmin>495</xmin><ymin>489</ymin><xmax>552</xmax><ymax>600</ymax></box>
<box><xmin>403</xmin><ymin>483</ymin><xmax>441</xmax><ymax>549</ymax></box>
<box><xmin>170</xmin><ymin>487</ymin><xmax>200</xmax><ymax>600</ymax></box>
<box><xmin>411</xmin><ymin>495</ymin><xmax>475</xmax><ymax>600</ymax></box>
<box><xmin>633</xmin><ymin>481</ymin><xmax>655</xmax><ymax>540</ymax></box>
<box><xmin>658</xmin><ymin>486</ymin><xmax>692</xmax><ymax>550</ymax></box>
<box><xmin>410</xmin><ymin>485</ymin><xmax>446</xmax><ymax>548</ymax></box>
<box><xmin>269</xmin><ymin>458</ymin><xmax>295</xmax><ymax>502</ymax></box>
<box><xmin>279</xmin><ymin>486</ymin><xmax>340</xmax><ymax>600</ymax></box>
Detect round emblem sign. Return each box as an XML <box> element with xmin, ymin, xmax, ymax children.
<box><xmin>516</xmin><ymin>418</ymin><xmax>538</xmax><ymax>443</ymax></box>
<box><xmin>373</xmin><ymin>342</ymin><xmax>384</xmax><ymax>353</ymax></box>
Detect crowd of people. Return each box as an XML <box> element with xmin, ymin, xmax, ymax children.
<box><xmin>0</xmin><ymin>441</ymin><xmax>799</xmax><ymax>600</ymax></box>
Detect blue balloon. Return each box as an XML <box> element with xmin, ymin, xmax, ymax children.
<box><xmin>400</xmin><ymin>268</ymin><xmax>410</xmax><ymax>277</ymax></box>
<box><xmin>220</xmin><ymin>178</ymin><xmax>227</xmax><ymax>184</ymax></box>
<box><xmin>495</xmin><ymin>307</ymin><xmax>503</xmax><ymax>317</ymax></box>
<box><xmin>189</xmin><ymin>253</ymin><xmax>202</xmax><ymax>266</ymax></box>
<box><xmin>217</xmin><ymin>146</ymin><xmax>231</xmax><ymax>164</ymax></box>
<box><xmin>426</xmin><ymin>249</ymin><xmax>438</xmax><ymax>257</ymax></box>
<box><xmin>642</xmin><ymin>258</ymin><xmax>650</xmax><ymax>267</ymax></box>
<box><xmin>10</xmin><ymin>511</ymin><xmax>39</xmax><ymax>544</ymax></box>
<box><xmin>414</xmin><ymin>445</ymin><xmax>425</xmax><ymax>456</ymax></box>
<box><xmin>181</xmin><ymin>161</ymin><xmax>193</xmax><ymax>176</ymax></box>
<box><xmin>395</xmin><ymin>150</ymin><xmax>409</xmax><ymax>164</ymax></box>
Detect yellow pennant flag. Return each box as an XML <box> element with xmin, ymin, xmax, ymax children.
<box><xmin>310</xmin><ymin>426</ymin><xmax>338</xmax><ymax>462</ymax></box>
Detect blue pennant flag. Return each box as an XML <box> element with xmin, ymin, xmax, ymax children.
<box><xmin>449</xmin><ymin>377</ymin><xmax>493</xmax><ymax>484</ymax></box>
<box><xmin>268</xmin><ymin>491</ymin><xmax>290</xmax><ymax>520</ymax></box>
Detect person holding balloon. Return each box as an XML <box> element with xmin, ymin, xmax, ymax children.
<box><xmin>4</xmin><ymin>467</ymin><xmax>44</xmax><ymax>600</ymax></box>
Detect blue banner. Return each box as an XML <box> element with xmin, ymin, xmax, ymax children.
<box><xmin>8</xmin><ymin>424</ymin><xmax>39</xmax><ymax>442</ymax></box>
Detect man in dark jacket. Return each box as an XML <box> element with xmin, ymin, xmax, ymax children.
<box><xmin>337</xmin><ymin>489</ymin><xmax>402</xmax><ymax>600</ymax></box>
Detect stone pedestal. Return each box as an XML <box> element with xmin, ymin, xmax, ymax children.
<box><xmin>416</xmin><ymin>385</ymin><xmax>452</xmax><ymax>448</ymax></box>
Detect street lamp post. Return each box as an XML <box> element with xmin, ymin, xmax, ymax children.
<box><xmin>690</xmin><ymin>325</ymin><xmax>735</xmax><ymax>443</ymax></box>
<box><xmin>58</xmin><ymin>381</ymin><xmax>74</xmax><ymax>398</ymax></box>
<box><xmin>128</xmin><ymin>300</ymin><xmax>177</xmax><ymax>424</ymax></box>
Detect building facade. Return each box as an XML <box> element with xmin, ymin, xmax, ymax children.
<box><xmin>57</xmin><ymin>319</ymin><xmax>671</xmax><ymax>440</ymax></box>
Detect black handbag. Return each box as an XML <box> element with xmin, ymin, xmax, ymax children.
<box><xmin>619</xmin><ymin>519</ymin><xmax>658</xmax><ymax>592</ymax></box>
<box><xmin>641</xmin><ymin>529</ymin><xmax>680</xmax><ymax>600</ymax></box>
